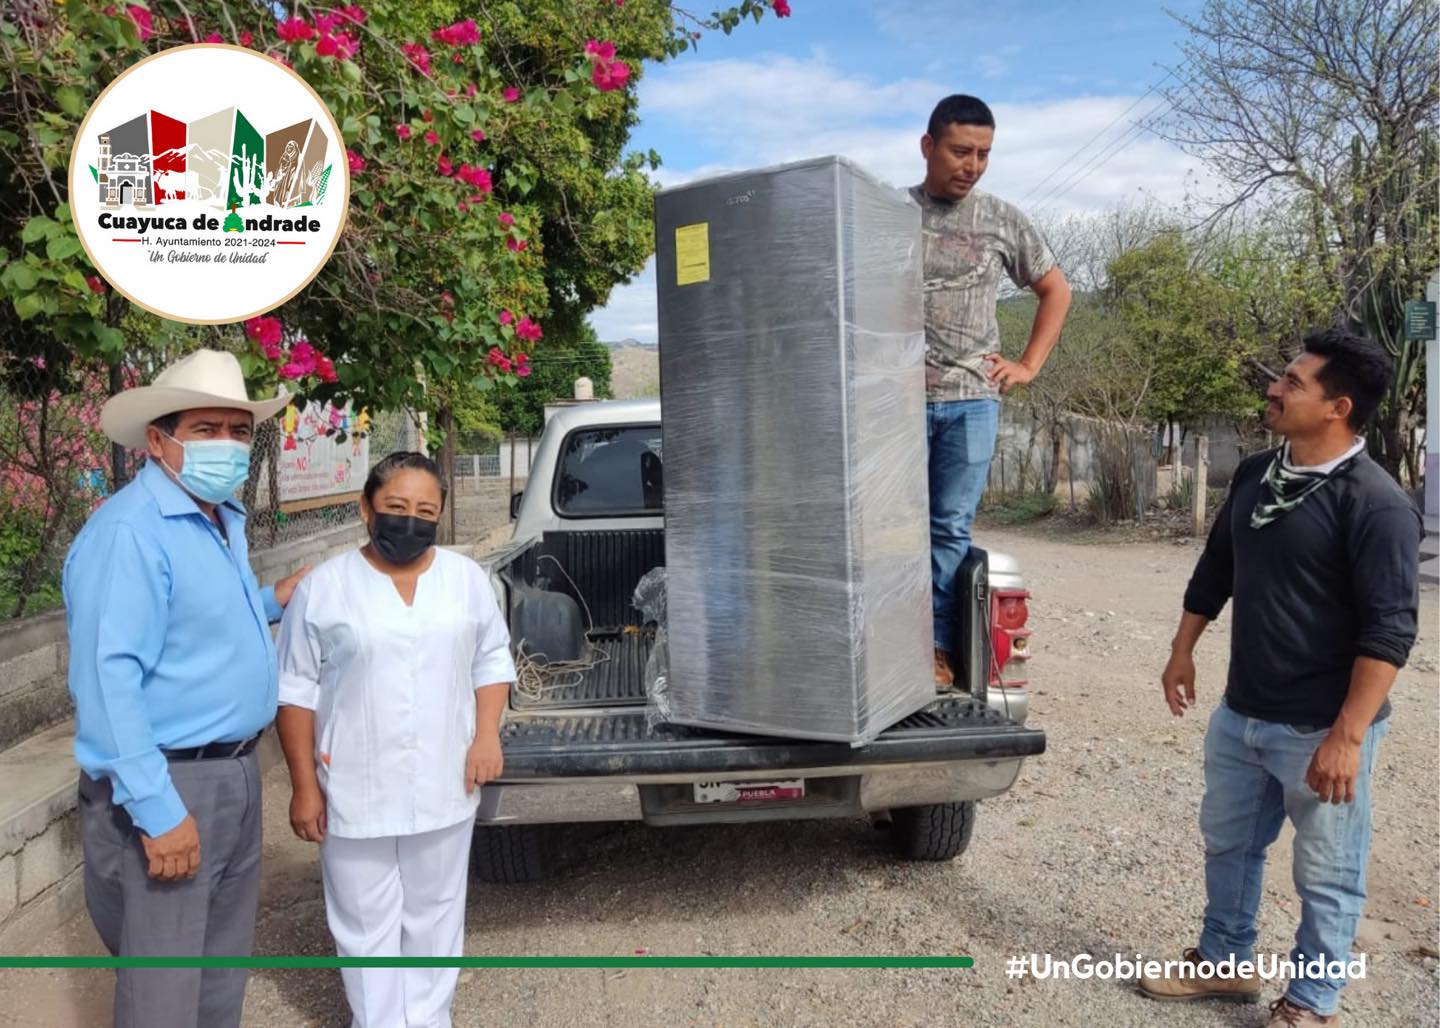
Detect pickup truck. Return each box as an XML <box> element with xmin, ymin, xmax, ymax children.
<box><xmin>473</xmin><ymin>398</ymin><xmax>1043</xmax><ymax>882</ymax></box>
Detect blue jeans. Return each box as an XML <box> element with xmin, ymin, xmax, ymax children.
<box><xmin>927</xmin><ymin>399</ymin><xmax>999</xmax><ymax>652</ymax></box>
<box><xmin>1198</xmin><ymin>700</ymin><xmax>1388</xmax><ymax>1015</ymax></box>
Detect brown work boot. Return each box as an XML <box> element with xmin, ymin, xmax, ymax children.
<box><xmin>1265</xmin><ymin>997</ymin><xmax>1338</xmax><ymax>1026</ymax></box>
<box><xmin>934</xmin><ymin>648</ymin><xmax>955</xmax><ymax>688</ymax></box>
<box><xmin>1136</xmin><ymin>947</ymin><xmax>1262</xmax><ymax>1004</ymax></box>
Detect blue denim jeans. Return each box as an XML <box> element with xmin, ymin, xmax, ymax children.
<box><xmin>1198</xmin><ymin>700</ymin><xmax>1388</xmax><ymax>1016</ymax></box>
<box><xmin>927</xmin><ymin>399</ymin><xmax>999</xmax><ymax>652</ymax></box>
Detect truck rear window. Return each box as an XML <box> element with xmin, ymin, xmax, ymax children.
<box><xmin>554</xmin><ymin>426</ymin><xmax>663</xmax><ymax>517</ymax></box>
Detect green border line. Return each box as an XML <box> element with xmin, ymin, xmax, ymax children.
<box><xmin>0</xmin><ymin>956</ymin><xmax>974</xmax><ymax>970</ymax></box>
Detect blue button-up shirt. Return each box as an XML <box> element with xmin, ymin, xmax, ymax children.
<box><xmin>62</xmin><ymin>460</ymin><xmax>281</xmax><ymax>836</ymax></box>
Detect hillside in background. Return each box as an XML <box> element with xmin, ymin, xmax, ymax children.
<box><xmin>606</xmin><ymin>340</ymin><xmax>659</xmax><ymax>399</ymax></box>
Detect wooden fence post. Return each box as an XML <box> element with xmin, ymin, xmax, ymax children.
<box><xmin>1193</xmin><ymin>435</ymin><xmax>1210</xmax><ymax>536</ymax></box>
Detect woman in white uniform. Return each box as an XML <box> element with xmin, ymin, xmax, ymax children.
<box><xmin>276</xmin><ymin>451</ymin><xmax>516</xmax><ymax>1028</ymax></box>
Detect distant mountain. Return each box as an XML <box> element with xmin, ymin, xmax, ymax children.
<box><xmin>608</xmin><ymin>342</ymin><xmax>660</xmax><ymax>399</ymax></box>
<box><xmin>604</xmin><ymin>337</ymin><xmax>656</xmax><ymax>351</ymax></box>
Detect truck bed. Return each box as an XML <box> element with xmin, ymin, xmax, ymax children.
<box><xmin>491</xmin><ymin>528</ymin><xmax>997</xmax><ymax>736</ymax></box>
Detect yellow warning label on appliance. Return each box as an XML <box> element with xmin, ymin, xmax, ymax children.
<box><xmin>675</xmin><ymin>222</ymin><xmax>710</xmax><ymax>286</ymax></box>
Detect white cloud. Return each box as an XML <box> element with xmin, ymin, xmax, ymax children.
<box><xmin>588</xmin><ymin>257</ymin><xmax>657</xmax><ymax>343</ymax></box>
<box><xmin>594</xmin><ymin>54</ymin><xmax>1210</xmax><ymax>344</ymax></box>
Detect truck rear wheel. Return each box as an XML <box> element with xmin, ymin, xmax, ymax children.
<box><xmin>890</xmin><ymin>801</ymin><xmax>975</xmax><ymax>861</ymax></box>
<box><xmin>471</xmin><ymin>824</ymin><xmax>551</xmax><ymax>883</ymax></box>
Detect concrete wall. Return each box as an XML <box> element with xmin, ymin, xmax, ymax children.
<box><xmin>0</xmin><ymin>613</ymin><xmax>70</xmax><ymax>754</ymax></box>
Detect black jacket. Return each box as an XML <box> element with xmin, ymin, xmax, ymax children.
<box><xmin>1184</xmin><ymin>448</ymin><xmax>1422</xmax><ymax>726</ymax></box>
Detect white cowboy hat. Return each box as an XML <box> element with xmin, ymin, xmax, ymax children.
<box><xmin>101</xmin><ymin>349</ymin><xmax>291</xmax><ymax>449</ymax></box>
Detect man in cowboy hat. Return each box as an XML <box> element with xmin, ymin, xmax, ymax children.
<box><xmin>63</xmin><ymin>348</ymin><xmax>310</xmax><ymax>1028</ymax></box>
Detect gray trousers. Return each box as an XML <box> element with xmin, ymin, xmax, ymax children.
<box><xmin>78</xmin><ymin>750</ymin><xmax>263</xmax><ymax>1028</ymax></box>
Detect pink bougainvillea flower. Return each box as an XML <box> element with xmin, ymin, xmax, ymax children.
<box><xmin>395</xmin><ymin>123</ymin><xmax>412</xmax><ymax>140</ymax></box>
<box><xmin>424</xmin><ymin>129</ymin><xmax>441</xmax><ymax>146</ymax></box>
<box><xmin>124</xmin><ymin>5</ymin><xmax>153</xmax><ymax>41</ymax></box>
<box><xmin>437</xmin><ymin>155</ymin><xmax>454</xmax><ymax>177</ymax></box>
<box><xmin>276</xmin><ymin>17</ymin><xmax>313</xmax><ymax>43</ymax></box>
<box><xmin>85</xmin><ymin>275</ymin><xmax>106</xmax><ymax>294</ymax></box>
<box><xmin>773</xmin><ymin>0</ymin><xmax>791</xmax><ymax>15</ymax></box>
<box><xmin>503</xmin><ymin>86</ymin><xmax>521</xmax><ymax>103</ymax></box>
<box><xmin>465</xmin><ymin>84</ymin><xmax>479</xmax><ymax>99</ymax></box>
<box><xmin>278</xmin><ymin>362</ymin><xmax>307</xmax><ymax>381</ymax></box>
<box><xmin>401</xmin><ymin>42</ymin><xmax>432</xmax><ymax>76</ymax></box>
<box><xmin>338</xmin><ymin>6</ymin><xmax>366</xmax><ymax>24</ymax></box>
<box><xmin>468</xmin><ymin>193</ymin><xmax>488</xmax><ymax>205</ymax></box>
<box><xmin>516</xmin><ymin>362</ymin><xmax>532</xmax><ymax>378</ymax></box>
<box><xmin>457</xmin><ymin>164</ymin><xmax>492</xmax><ymax>192</ymax></box>
<box><xmin>316</xmin><ymin>357</ymin><xmax>338</xmax><ymax>383</ymax></box>
<box><xmin>585</xmin><ymin>39</ymin><xmax>618</xmax><ymax>61</ymax></box>
<box><xmin>506</xmin><ymin>236</ymin><xmax>528</xmax><ymax>253</ymax></box>
<box><xmin>291</xmin><ymin>340</ymin><xmax>318</xmax><ymax>366</ymax></box>
<box><xmin>244</xmin><ymin>316</ymin><xmax>283</xmax><ymax>347</ymax></box>
<box><xmin>314</xmin><ymin>13</ymin><xmax>340</xmax><ymax>34</ymax></box>
<box><xmin>499</xmin><ymin>310</ymin><xmax>514</xmax><ymax>325</ymax></box>
<box><xmin>456</xmin><ymin>200</ymin><xmax>470</xmax><ymax>213</ymax></box>
<box><xmin>515</xmin><ymin>317</ymin><xmax>543</xmax><ymax>342</ymax></box>
<box><xmin>240</xmin><ymin>30</ymin><xmax>253</xmax><ymax>47</ymax></box>
<box><xmin>319</xmin><ymin>32</ymin><xmax>359</xmax><ymax>59</ymax></box>
<box><xmin>591</xmin><ymin>59</ymin><xmax>631</xmax><ymax>92</ymax></box>
<box><xmin>432</xmin><ymin>19</ymin><xmax>480</xmax><ymax>46</ymax></box>
<box><xmin>498</xmin><ymin>212</ymin><xmax>515</xmax><ymax>228</ymax></box>
<box><xmin>346</xmin><ymin>149</ymin><xmax>366</xmax><ymax>173</ymax></box>
<box><xmin>204</xmin><ymin>32</ymin><xmax>223</xmax><ymax>43</ymax></box>
<box><xmin>470</xmin><ymin>128</ymin><xmax>485</xmax><ymax>142</ymax></box>
<box><xmin>452</xmin><ymin>52</ymin><xmax>465</xmax><ymax>64</ymax></box>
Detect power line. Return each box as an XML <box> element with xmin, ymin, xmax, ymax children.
<box><xmin>1029</xmin><ymin>93</ymin><xmax>1178</xmax><ymax>217</ymax></box>
<box><xmin>1020</xmin><ymin>64</ymin><xmax>1185</xmax><ymax>206</ymax></box>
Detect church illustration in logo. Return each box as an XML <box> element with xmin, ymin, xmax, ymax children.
<box><xmin>93</xmin><ymin>108</ymin><xmax>332</xmax><ymax>211</ymax></box>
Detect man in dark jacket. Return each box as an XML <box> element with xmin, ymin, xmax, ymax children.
<box><xmin>1139</xmin><ymin>328</ymin><xmax>1421</xmax><ymax>1026</ymax></box>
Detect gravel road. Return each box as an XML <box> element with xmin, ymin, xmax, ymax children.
<box><xmin>5</xmin><ymin>524</ymin><xmax>1437</xmax><ymax>1027</ymax></box>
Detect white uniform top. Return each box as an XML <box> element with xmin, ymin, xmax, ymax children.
<box><xmin>277</xmin><ymin>546</ymin><xmax>517</xmax><ymax>839</ymax></box>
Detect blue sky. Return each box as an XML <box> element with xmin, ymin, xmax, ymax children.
<box><xmin>590</xmin><ymin>0</ymin><xmax>1210</xmax><ymax>343</ymax></box>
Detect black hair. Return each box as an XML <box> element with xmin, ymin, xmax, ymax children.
<box><xmin>1302</xmin><ymin>327</ymin><xmax>1394</xmax><ymax>430</ymax></box>
<box><xmin>150</xmin><ymin>412</ymin><xmax>181</xmax><ymax>437</ymax></box>
<box><xmin>363</xmin><ymin>451</ymin><xmax>447</xmax><ymax>509</ymax></box>
<box><xmin>927</xmin><ymin>94</ymin><xmax>995</xmax><ymax>139</ymax></box>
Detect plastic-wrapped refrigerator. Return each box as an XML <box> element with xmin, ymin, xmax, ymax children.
<box><xmin>652</xmin><ymin>155</ymin><xmax>934</xmax><ymax>744</ymax></box>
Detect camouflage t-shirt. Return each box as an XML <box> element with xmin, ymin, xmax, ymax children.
<box><xmin>909</xmin><ymin>185</ymin><xmax>1057</xmax><ymax>402</ymax></box>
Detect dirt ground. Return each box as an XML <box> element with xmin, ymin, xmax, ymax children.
<box><xmin>3</xmin><ymin>523</ymin><xmax>1437</xmax><ymax>1028</ymax></box>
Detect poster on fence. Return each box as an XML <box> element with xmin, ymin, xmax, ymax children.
<box><xmin>277</xmin><ymin>401</ymin><xmax>370</xmax><ymax>508</ymax></box>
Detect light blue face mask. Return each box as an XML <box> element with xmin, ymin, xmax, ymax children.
<box><xmin>162</xmin><ymin>434</ymin><xmax>252</xmax><ymax>504</ymax></box>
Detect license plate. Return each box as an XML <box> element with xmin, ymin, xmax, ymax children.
<box><xmin>693</xmin><ymin>779</ymin><xmax>806</xmax><ymax>804</ymax></box>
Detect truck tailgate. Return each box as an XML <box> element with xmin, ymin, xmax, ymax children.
<box><xmin>498</xmin><ymin>696</ymin><xmax>1044</xmax><ymax>779</ymax></box>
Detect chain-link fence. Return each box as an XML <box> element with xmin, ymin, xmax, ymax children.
<box><xmin>241</xmin><ymin>407</ymin><xmax>410</xmax><ymax>551</ymax></box>
<box><xmin>0</xmin><ymin>357</ymin><xmax>116</xmax><ymax>620</ymax></box>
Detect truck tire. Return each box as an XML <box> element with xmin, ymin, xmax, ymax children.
<box><xmin>890</xmin><ymin>801</ymin><xmax>976</xmax><ymax>861</ymax></box>
<box><xmin>471</xmin><ymin>824</ymin><xmax>551</xmax><ymax>883</ymax></box>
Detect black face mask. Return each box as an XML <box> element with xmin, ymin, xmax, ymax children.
<box><xmin>369</xmin><ymin>513</ymin><xmax>437</xmax><ymax>566</ymax></box>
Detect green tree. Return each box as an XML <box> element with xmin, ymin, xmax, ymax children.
<box><xmin>487</xmin><ymin>324</ymin><xmax>613</xmax><ymax>435</ymax></box>
<box><xmin>1105</xmin><ymin>232</ymin><xmax>1258</xmax><ymax>427</ymax></box>
<box><xmin>1164</xmin><ymin>0</ymin><xmax>1438</xmax><ymax>480</ymax></box>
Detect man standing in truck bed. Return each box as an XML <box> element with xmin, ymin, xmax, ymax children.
<box><xmin>914</xmin><ymin>94</ymin><xmax>1072</xmax><ymax>686</ymax></box>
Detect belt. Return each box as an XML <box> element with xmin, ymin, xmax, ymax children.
<box><xmin>161</xmin><ymin>733</ymin><xmax>262</xmax><ymax>761</ymax></box>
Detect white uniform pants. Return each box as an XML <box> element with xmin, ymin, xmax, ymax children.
<box><xmin>320</xmin><ymin>818</ymin><xmax>473</xmax><ymax>1028</ymax></box>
